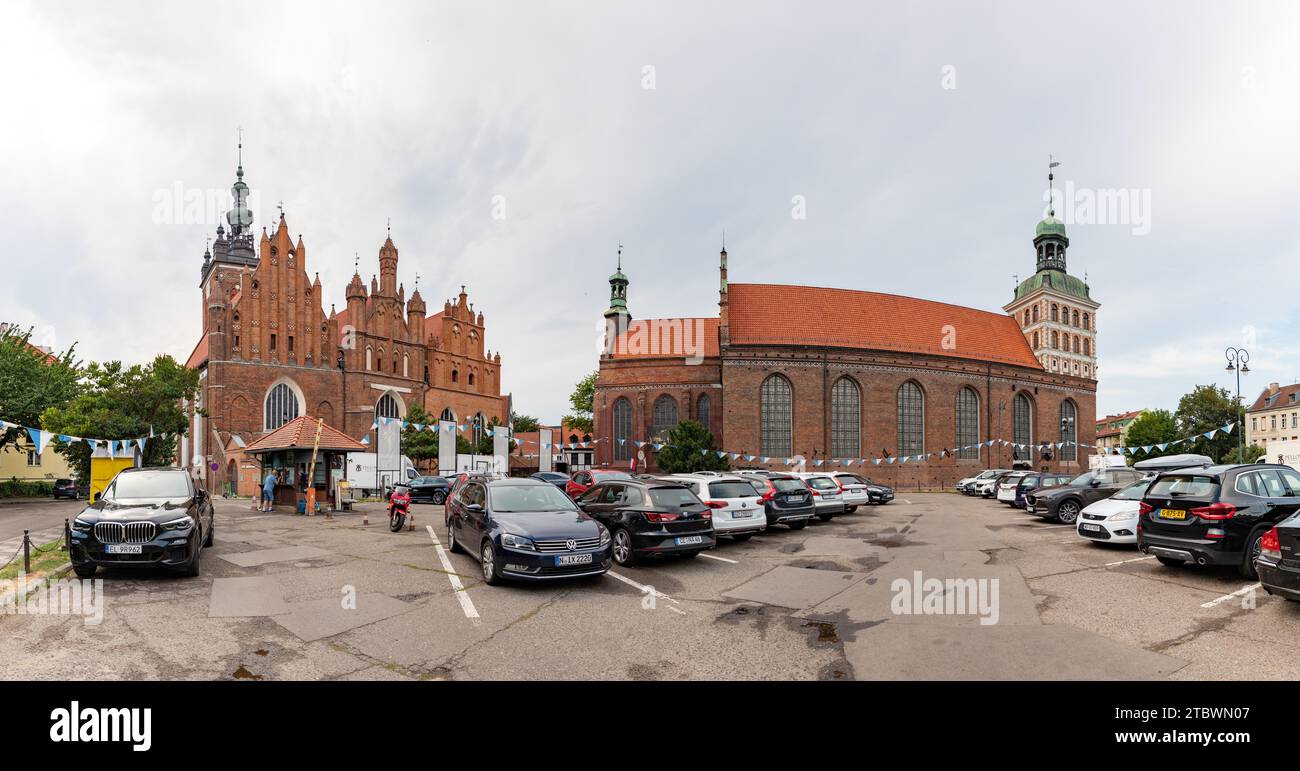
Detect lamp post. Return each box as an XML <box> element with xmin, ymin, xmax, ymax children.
<box><xmin>1060</xmin><ymin>415</ymin><xmax>1075</xmax><ymax>467</ymax></box>
<box><xmin>1225</xmin><ymin>347</ymin><xmax>1250</xmax><ymax>461</ymax></box>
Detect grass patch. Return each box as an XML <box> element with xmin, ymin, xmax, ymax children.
<box><xmin>0</xmin><ymin>538</ymin><xmax>67</xmax><ymax>581</ymax></box>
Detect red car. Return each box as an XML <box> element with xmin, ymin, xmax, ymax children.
<box><xmin>566</xmin><ymin>469</ymin><xmax>634</xmax><ymax>499</ymax></box>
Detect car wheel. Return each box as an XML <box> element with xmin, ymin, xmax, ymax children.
<box><xmin>1241</xmin><ymin>531</ymin><xmax>1265</xmax><ymax>579</ymax></box>
<box><xmin>432</xmin><ymin>491</ymin><xmax>446</xmax><ymax>506</ymax></box>
<box><xmin>1056</xmin><ymin>500</ymin><xmax>1081</xmax><ymax>525</ymax></box>
<box><xmin>203</xmin><ymin>519</ymin><xmax>214</xmax><ymax>547</ymax></box>
<box><xmin>611</xmin><ymin>528</ymin><xmax>637</xmax><ymax>566</ymax></box>
<box><xmin>816</xmin><ymin>512</ymin><xmax>834</xmax><ymax>522</ymax></box>
<box><xmin>480</xmin><ymin>541</ymin><xmax>501</xmax><ymax>585</ymax></box>
<box><xmin>183</xmin><ymin>543</ymin><xmax>202</xmax><ymax>577</ymax></box>
<box><xmin>788</xmin><ymin>521</ymin><xmax>808</xmax><ymax>530</ymax></box>
<box><xmin>1155</xmin><ymin>556</ymin><xmax>1184</xmax><ymax>568</ymax></box>
<box><xmin>73</xmin><ymin>562</ymin><xmax>96</xmax><ymax>579</ymax></box>
<box><xmin>447</xmin><ymin>520</ymin><xmax>462</xmax><ymax>553</ymax></box>
<box><xmin>731</xmin><ymin>533</ymin><xmax>754</xmax><ymax>542</ymax></box>
<box><xmin>846</xmin><ymin>506</ymin><xmax>857</xmax><ymax>513</ymax></box>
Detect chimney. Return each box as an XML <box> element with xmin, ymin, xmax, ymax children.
<box><xmin>1269</xmin><ymin>382</ymin><xmax>1281</xmax><ymax>395</ymax></box>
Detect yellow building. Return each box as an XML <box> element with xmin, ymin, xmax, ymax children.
<box><xmin>0</xmin><ymin>434</ymin><xmax>75</xmax><ymax>485</ymax></box>
<box><xmin>1246</xmin><ymin>383</ymin><xmax>1300</xmax><ymax>452</ymax></box>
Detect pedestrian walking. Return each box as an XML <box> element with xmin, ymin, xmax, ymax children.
<box><xmin>262</xmin><ymin>470</ymin><xmax>277</xmax><ymax>512</ymax></box>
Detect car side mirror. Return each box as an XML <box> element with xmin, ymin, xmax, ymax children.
<box><xmin>1089</xmin><ymin>479</ymin><xmax>1102</xmax><ymax>487</ymax></box>
<box><xmin>465</xmin><ymin>503</ymin><xmax>484</xmax><ymax>514</ymax></box>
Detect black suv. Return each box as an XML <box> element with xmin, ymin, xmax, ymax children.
<box><xmin>1139</xmin><ymin>464</ymin><xmax>1300</xmax><ymax>579</ymax></box>
<box><xmin>574</xmin><ymin>477</ymin><xmax>716</xmax><ymax>565</ymax></box>
<box><xmin>747</xmin><ymin>472</ymin><xmax>815</xmax><ymax>529</ymax></box>
<box><xmin>445</xmin><ymin>475</ymin><xmax>611</xmax><ymax>584</ymax></box>
<box><xmin>408</xmin><ymin>475</ymin><xmax>453</xmax><ymax>505</ymax></box>
<box><xmin>69</xmin><ymin>467</ymin><xmax>215</xmax><ymax>578</ymax></box>
<box><xmin>1026</xmin><ymin>467</ymin><xmax>1144</xmax><ymax>524</ymax></box>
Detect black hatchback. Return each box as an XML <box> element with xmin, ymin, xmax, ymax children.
<box><xmin>574</xmin><ymin>478</ymin><xmax>715</xmax><ymax>565</ymax></box>
<box><xmin>1139</xmin><ymin>464</ymin><xmax>1300</xmax><ymax>579</ymax></box>
<box><xmin>408</xmin><ymin>475</ymin><xmax>453</xmax><ymax>505</ymax></box>
<box><xmin>746</xmin><ymin>473</ymin><xmax>815</xmax><ymax>529</ymax></box>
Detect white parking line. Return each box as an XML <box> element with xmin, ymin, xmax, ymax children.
<box><xmin>606</xmin><ymin>570</ymin><xmax>681</xmax><ymax>606</ymax></box>
<box><xmin>699</xmin><ymin>553</ymin><xmax>738</xmax><ymax>564</ymax></box>
<box><xmin>1201</xmin><ymin>583</ymin><xmax>1261</xmax><ymax>609</ymax></box>
<box><xmin>1105</xmin><ymin>555</ymin><xmax>1155</xmax><ymax>567</ymax></box>
<box><xmin>425</xmin><ymin>526</ymin><xmax>481</xmax><ymax>625</ymax></box>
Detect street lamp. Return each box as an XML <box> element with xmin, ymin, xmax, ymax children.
<box><xmin>1060</xmin><ymin>415</ymin><xmax>1075</xmax><ymax>464</ymax></box>
<box><xmin>1225</xmin><ymin>347</ymin><xmax>1250</xmax><ymax>461</ymax></box>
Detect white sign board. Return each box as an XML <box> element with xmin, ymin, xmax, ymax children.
<box><xmin>438</xmin><ymin>420</ymin><xmax>456</xmax><ymax>474</ymax></box>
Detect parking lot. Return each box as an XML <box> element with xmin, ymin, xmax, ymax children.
<box><xmin>3</xmin><ymin>491</ymin><xmax>1299</xmax><ymax>680</ymax></box>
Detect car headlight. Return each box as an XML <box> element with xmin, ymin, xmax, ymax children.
<box><xmin>1106</xmin><ymin>511</ymin><xmax>1136</xmax><ymax>521</ymax></box>
<box><xmin>160</xmin><ymin>516</ymin><xmax>194</xmax><ymax>532</ymax></box>
<box><xmin>599</xmin><ymin>528</ymin><xmax>610</xmax><ymax>546</ymax></box>
<box><xmin>72</xmin><ymin>517</ymin><xmax>94</xmax><ymax>532</ymax></box>
<box><xmin>500</xmin><ymin>533</ymin><xmax>536</xmax><ymax>551</ymax></box>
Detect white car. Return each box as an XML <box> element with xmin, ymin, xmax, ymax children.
<box><xmin>792</xmin><ymin>472</ymin><xmax>847</xmax><ymax>521</ymax></box>
<box><xmin>995</xmin><ymin>472</ymin><xmax>1030</xmax><ymax>504</ymax></box>
<box><xmin>832</xmin><ymin>473</ymin><xmax>871</xmax><ymax>510</ymax></box>
<box><xmin>1076</xmin><ymin>479</ymin><xmax>1151</xmax><ymax>545</ymax></box>
<box><xmin>960</xmin><ymin>469</ymin><xmax>1008</xmax><ymax>496</ymax></box>
<box><xmin>666</xmin><ymin>474</ymin><xmax>766</xmax><ymax>540</ymax></box>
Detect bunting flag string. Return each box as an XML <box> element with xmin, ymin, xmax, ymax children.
<box><xmin>0</xmin><ymin>418</ymin><xmax>162</xmax><ymax>456</ymax></box>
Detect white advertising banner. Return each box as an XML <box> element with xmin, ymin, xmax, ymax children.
<box><xmin>493</xmin><ymin>429</ymin><xmax>510</xmax><ymax>474</ymax></box>
<box><xmin>538</xmin><ymin>428</ymin><xmax>553</xmax><ymax>473</ymax></box>
<box><xmin>438</xmin><ymin>420</ymin><xmax>456</xmax><ymax>475</ymax></box>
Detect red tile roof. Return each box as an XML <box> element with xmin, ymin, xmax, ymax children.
<box><xmin>185</xmin><ymin>336</ymin><xmax>208</xmax><ymax>370</ymax></box>
<box><xmin>1248</xmin><ymin>383</ymin><xmax>1300</xmax><ymax>413</ymax></box>
<box><xmin>243</xmin><ymin>416</ymin><xmax>367</xmax><ymax>454</ymax></box>
<box><xmin>609</xmin><ymin>318</ymin><xmax>720</xmax><ymax>360</ymax></box>
<box><xmin>727</xmin><ymin>284</ymin><xmax>1041</xmax><ymax>369</ymax></box>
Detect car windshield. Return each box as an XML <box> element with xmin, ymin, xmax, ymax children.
<box><xmin>648</xmin><ymin>487</ymin><xmax>704</xmax><ymax>508</ymax></box>
<box><xmin>1111</xmin><ymin>480</ymin><xmax>1151</xmax><ymax>501</ymax></box>
<box><xmin>709</xmin><ymin>481</ymin><xmax>760</xmax><ymax>499</ymax></box>
<box><xmin>772</xmin><ymin>478</ymin><xmax>805</xmax><ymax>492</ymax></box>
<box><xmin>1067</xmin><ymin>472</ymin><xmax>1098</xmax><ymax>487</ymax></box>
<box><xmin>490</xmin><ymin>485</ymin><xmax>578</xmax><ymax>513</ymax></box>
<box><xmin>1148</xmin><ymin>475</ymin><xmax>1218</xmax><ymax>498</ymax></box>
<box><xmin>808</xmin><ymin>477</ymin><xmax>837</xmax><ymax>490</ymax></box>
<box><xmin>109</xmin><ymin>471</ymin><xmax>190</xmax><ymax>499</ymax></box>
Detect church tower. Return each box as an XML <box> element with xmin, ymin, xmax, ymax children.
<box><xmin>1003</xmin><ymin>160</ymin><xmax>1100</xmax><ymax>380</ymax></box>
<box><xmin>200</xmin><ymin>135</ymin><xmax>259</xmax><ymax>330</ymax></box>
<box><xmin>602</xmin><ymin>245</ymin><xmax>631</xmax><ymax>356</ymax></box>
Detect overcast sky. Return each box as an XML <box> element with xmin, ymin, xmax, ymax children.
<box><xmin>3</xmin><ymin>0</ymin><xmax>1299</xmax><ymax>424</ymax></box>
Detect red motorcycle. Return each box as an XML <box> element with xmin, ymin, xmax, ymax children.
<box><xmin>388</xmin><ymin>485</ymin><xmax>411</xmax><ymax>532</ymax></box>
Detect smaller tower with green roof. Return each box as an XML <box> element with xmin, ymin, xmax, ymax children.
<box><xmin>604</xmin><ymin>244</ymin><xmax>631</xmax><ymax>322</ymax></box>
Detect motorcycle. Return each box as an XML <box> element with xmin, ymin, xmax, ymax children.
<box><xmin>388</xmin><ymin>485</ymin><xmax>411</xmax><ymax>532</ymax></box>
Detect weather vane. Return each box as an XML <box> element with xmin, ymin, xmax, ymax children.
<box><xmin>1047</xmin><ymin>155</ymin><xmax>1060</xmax><ymax>217</ymax></box>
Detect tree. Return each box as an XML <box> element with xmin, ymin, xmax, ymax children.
<box><xmin>0</xmin><ymin>325</ymin><xmax>81</xmax><ymax>454</ymax></box>
<box><xmin>401</xmin><ymin>405</ymin><xmax>439</xmax><ymax>465</ymax></box>
<box><xmin>655</xmin><ymin>420</ymin><xmax>729</xmax><ymax>474</ymax></box>
<box><xmin>563</xmin><ymin>371</ymin><xmax>597</xmax><ymax>433</ymax></box>
<box><xmin>1224</xmin><ymin>443</ymin><xmax>1265</xmax><ymax>464</ymax></box>
<box><xmin>41</xmin><ymin>355</ymin><xmax>198</xmax><ymax>480</ymax></box>
<box><xmin>1123</xmin><ymin>409</ymin><xmax>1179</xmax><ymax>458</ymax></box>
<box><xmin>511</xmin><ymin>414</ymin><xmax>541</xmax><ymax>433</ymax></box>
<box><xmin>1175</xmin><ymin>384</ymin><xmax>1239</xmax><ymax>463</ymax></box>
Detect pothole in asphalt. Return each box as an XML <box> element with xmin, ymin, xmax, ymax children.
<box><xmin>715</xmin><ymin>604</ymin><xmax>773</xmax><ymax>639</ymax></box>
<box><xmin>802</xmin><ymin>620</ymin><xmax>840</xmax><ymax>643</ymax></box>
<box><xmin>394</xmin><ymin>591</ymin><xmax>434</xmax><ymax>603</ymax></box>
<box><xmin>232</xmin><ymin>665</ymin><xmax>263</xmax><ymax>680</ymax></box>
<box><xmin>791</xmin><ymin>559</ymin><xmax>854</xmax><ymax>572</ymax></box>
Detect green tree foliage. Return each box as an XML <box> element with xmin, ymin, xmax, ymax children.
<box><xmin>42</xmin><ymin>356</ymin><xmax>198</xmax><ymax>480</ymax></box>
<box><xmin>563</xmin><ymin>371</ymin><xmax>597</xmax><ymax>433</ymax></box>
<box><xmin>1123</xmin><ymin>409</ymin><xmax>1179</xmax><ymax>458</ymax></box>
<box><xmin>511</xmin><ymin>414</ymin><xmax>541</xmax><ymax>433</ymax></box>
<box><xmin>0</xmin><ymin>325</ymin><xmax>81</xmax><ymax>453</ymax></box>
<box><xmin>401</xmin><ymin>405</ymin><xmax>439</xmax><ymax>463</ymax></box>
<box><xmin>1224</xmin><ymin>443</ymin><xmax>1266</xmax><ymax>464</ymax></box>
<box><xmin>1175</xmin><ymin>384</ymin><xmax>1240</xmax><ymax>462</ymax></box>
<box><xmin>655</xmin><ymin>420</ymin><xmax>729</xmax><ymax>474</ymax></box>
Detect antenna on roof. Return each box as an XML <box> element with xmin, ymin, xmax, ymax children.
<box><xmin>722</xmin><ymin>229</ymin><xmax>726</xmax><ymax>252</ymax></box>
<box><xmin>617</xmin><ymin>242</ymin><xmax>623</xmax><ymax>271</ymax></box>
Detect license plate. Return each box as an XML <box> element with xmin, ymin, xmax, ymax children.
<box><xmin>555</xmin><ymin>553</ymin><xmax>592</xmax><ymax>566</ymax></box>
<box><xmin>106</xmin><ymin>544</ymin><xmax>143</xmax><ymax>554</ymax></box>
<box><xmin>675</xmin><ymin>535</ymin><xmax>704</xmax><ymax>546</ymax></box>
<box><xmin>1160</xmin><ymin>508</ymin><xmax>1186</xmax><ymax>520</ymax></box>
<box><xmin>1081</xmin><ymin>524</ymin><xmax>1102</xmax><ymax>532</ymax></box>
<box><xmin>732</xmin><ymin>510</ymin><xmax>754</xmax><ymax>518</ymax></box>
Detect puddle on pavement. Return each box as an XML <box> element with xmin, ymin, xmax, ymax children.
<box><xmin>802</xmin><ymin>620</ymin><xmax>839</xmax><ymax>643</ymax></box>
<box><xmin>232</xmin><ymin>665</ymin><xmax>263</xmax><ymax>680</ymax></box>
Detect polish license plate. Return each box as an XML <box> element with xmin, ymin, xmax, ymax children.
<box><xmin>1080</xmin><ymin>524</ymin><xmax>1102</xmax><ymax>532</ymax></box>
<box><xmin>106</xmin><ymin>544</ymin><xmax>143</xmax><ymax>554</ymax></box>
<box><xmin>675</xmin><ymin>535</ymin><xmax>704</xmax><ymax>546</ymax></box>
<box><xmin>1160</xmin><ymin>508</ymin><xmax>1186</xmax><ymax>520</ymax></box>
<box><xmin>555</xmin><ymin>553</ymin><xmax>592</xmax><ymax>566</ymax></box>
<box><xmin>732</xmin><ymin>510</ymin><xmax>754</xmax><ymax>518</ymax></box>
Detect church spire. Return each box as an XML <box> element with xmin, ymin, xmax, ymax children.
<box><xmin>604</xmin><ymin>243</ymin><xmax>630</xmax><ymax>321</ymax></box>
<box><xmin>1033</xmin><ymin>156</ymin><xmax>1068</xmax><ymax>273</ymax></box>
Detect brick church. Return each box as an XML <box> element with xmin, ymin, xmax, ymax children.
<box><xmin>593</xmin><ymin>189</ymin><xmax>1100</xmax><ymax>489</ymax></box>
<box><xmin>182</xmin><ymin>149</ymin><xmax>509</xmax><ymax>494</ymax></box>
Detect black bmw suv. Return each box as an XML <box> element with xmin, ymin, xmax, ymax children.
<box><xmin>1139</xmin><ymin>463</ymin><xmax>1300</xmax><ymax>579</ymax></box>
<box><xmin>574</xmin><ymin>477</ymin><xmax>716</xmax><ymax>565</ymax></box>
<box><xmin>69</xmin><ymin>467</ymin><xmax>215</xmax><ymax>578</ymax></box>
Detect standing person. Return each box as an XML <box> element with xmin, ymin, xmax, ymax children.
<box><xmin>262</xmin><ymin>469</ymin><xmax>278</xmax><ymax>512</ymax></box>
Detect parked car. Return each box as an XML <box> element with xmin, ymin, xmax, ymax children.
<box><xmin>566</xmin><ymin>469</ymin><xmax>633</xmax><ymax>499</ymax></box>
<box><xmin>408</xmin><ymin>475</ymin><xmax>454</xmax><ymax>505</ymax></box>
<box><xmin>665</xmin><ymin>473</ymin><xmax>767</xmax><ymax>540</ymax></box>
<box><xmin>959</xmin><ymin>469</ymin><xmax>1008</xmax><ymax>495</ymax></box>
<box><xmin>1076</xmin><ymin>479</ymin><xmax>1151</xmax><ymax>545</ymax></box>
<box><xmin>994</xmin><ymin>471</ymin><xmax>1031</xmax><ymax>505</ymax></box>
<box><xmin>1026</xmin><ymin>467</ymin><xmax>1145</xmax><ymax>523</ymax></box>
<box><xmin>573</xmin><ymin>478</ymin><xmax>716</xmax><ymax>565</ymax></box>
<box><xmin>832</xmin><ymin>473</ymin><xmax>872</xmax><ymax>511</ymax></box>
<box><xmin>746</xmin><ymin>473</ymin><xmax>815</xmax><ymax>529</ymax></box>
<box><xmin>1012</xmin><ymin>472</ymin><xmax>1072</xmax><ymax>509</ymax></box>
<box><xmin>792</xmin><ymin>472</ymin><xmax>846</xmax><ymax>521</ymax></box>
<box><xmin>69</xmin><ymin>467</ymin><xmax>215</xmax><ymax>578</ymax></box>
<box><xmin>52</xmin><ymin>478</ymin><xmax>84</xmax><ymax>500</ymax></box>
<box><xmin>445</xmin><ymin>475</ymin><xmax>611</xmax><ymax>584</ymax></box>
<box><xmin>1256</xmin><ymin>513</ymin><xmax>1300</xmax><ymax>601</ymax></box>
<box><xmin>529</xmin><ymin>471</ymin><xmax>570</xmax><ymax>492</ymax></box>
<box><xmin>973</xmin><ymin>471</ymin><xmax>1015</xmax><ymax>499</ymax></box>
<box><xmin>1139</xmin><ymin>464</ymin><xmax>1300</xmax><ymax>579</ymax></box>
<box><xmin>857</xmin><ymin>476</ymin><xmax>895</xmax><ymax>505</ymax></box>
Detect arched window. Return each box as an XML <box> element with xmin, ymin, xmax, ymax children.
<box><xmin>696</xmin><ymin>394</ymin><xmax>712</xmax><ymax>435</ymax></box>
<box><xmin>1023</xmin><ymin>309</ymin><xmax>1030</xmax><ymax>326</ymax></box>
<box><xmin>1082</xmin><ymin>313</ymin><xmax>1090</xmax><ymax>331</ymax></box>
<box><xmin>1051</xmin><ymin>304</ymin><xmax>1059</xmax><ymax>321</ymax></box>
<box><xmin>1032</xmin><ymin>306</ymin><xmax>1039</xmax><ymax>322</ymax></box>
<box><xmin>365</xmin><ymin>347</ymin><xmax>373</xmax><ymax>371</ymax></box>
<box><xmin>1033</xmin><ymin>331</ymin><xmax>1039</xmax><ymax>348</ymax></box>
<box><xmin>650</xmin><ymin>395</ymin><xmax>679</xmax><ymax>441</ymax></box>
<box><xmin>451</xmin><ymin>369</ymin><xmax>459</xmax><ymax>383</ymax></box>
<box><xmin>1051</xmin><ymin>331</ymin><xmax>1059</xmax><ymax>349</ymax></box>
<box><xmin>612</xmin><ymin>397</ymin><xmax>632</xmax><ymax>461</ymax></box>
<box><xmin>1073</xmin><ymin>336</ymin><xmax>1080</xmax><ymax>354</ymax></box>
<box><xmin>264</xmin><ymin>381</ymin><xmax>301</xmax><ymax>431</ymax></box>
<box><xmin>1062</xmin><ymin>306</ymin><xmax>1070</xmax><ymax>325</ymax></box>
<box><xmin>402</xmin><ymin>354</ymin><xmax>409</xmax><ymax>378</ymax></box>
<box><xmin>830</xmin><ymin>377</ymin><xmax>860</xmax><ymax>458</ymax></box>
<box><xmin>1083</xmin><ymin>339</ymin><xmax>1091</xmax><ymax>356</ymax></box>
<box><xmin>1013</xmin><ymin>393</ymin><xmax>1033</xmax><ymax>460</ymax></box>
<box><xmin>956</xmin><ymin>387</ymin><xmax>980</xmax><ymax>459</ymax></box>
<box><xmin>376</xmin><ymin>393</ymin><xmax>401</xmax><ymax>421</ymax></box>
<box><xmin>439</xmin><ymin>407</ymin><xmax>456</xmax><ymax>423</ymax></box>
<box><xmin>1072</xmin><ymin>309</ymin><xmax>1080</xmax><ymax>327</ymax></box>
<box><xmin>897</xmin><ymin>381</ymin><xmax>924</xmax><ymax>456</ymax></box>
<box><xmin>1060</xmin><ymin>400</ymin><xmax>1078</xmax><ymax>460</ymax></box>
<box><xmin>468</xmin><ymin>372</ymin><xmax>475</xmax><ymax>386</ymax></box>
<box><xmin>760</xmin><ymin>374</ymin><xmax>793</xmax><ymax>457</ymax></box>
